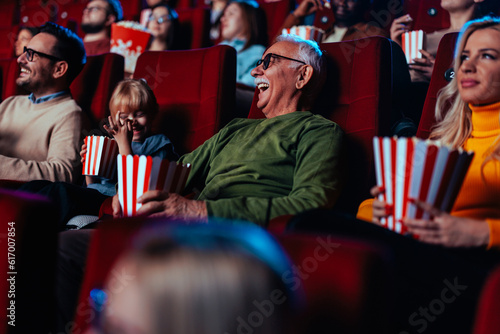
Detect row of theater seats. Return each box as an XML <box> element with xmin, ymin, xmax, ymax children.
<box><xmin>0</xmin><ymin>6</ymin><xmax>213</xmax><ymax>59</ymax></box>
<box><xmin>0</xmin><ymin>0</ymin><xmax>463</xmax><ymax>59</ymax></box>
<box><xmin>1</xmin><ymin>35</ymin><xmax>499</xmax><ymax>333</ymax></box>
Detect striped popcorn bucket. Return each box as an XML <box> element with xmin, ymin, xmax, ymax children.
<box><xmin>402</xmin><ymin>30</ymin><xmax>425</xmax><ymax>64</ymax></box>
<box><xmin>373</xmin><ymin>137</ymin><xmax>473</xmax><ymax>234</ymax></box>
<box><xmin>282</xmin><ymin>25</ymin><xmax>325</xmax><ymax>43</ymax></box>
<box><xmin>82</xmin><ymin>136</ymin><xmax>119</xmax><ymax>180</ymax></box>
<box><xmin>117</xmin><ymin>155</ymin><xmax>191</xmax><ymax>217</ymax></box>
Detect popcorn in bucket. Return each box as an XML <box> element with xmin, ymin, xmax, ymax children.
<box><xmin>82</xmin><ymin>136</ymin><xmax>118</xmax><ymax>179</ymax></box>
<box><xmin>110</xmin><ymin>21</ymin><xmax>152</xmax><ymax>74</ymax></box>
<box><xmin>117</xmin><ymin>155</ymin><xmax>191</xmax><ymax>217</ymax></box>
<box><xmin>282</xmin><ymin>25</ymin><xmax>325</xmax><ymax>43</ymax></box>
<box><xmin>401</xmin><ymin>30</ymin><xmax>425</xmax><ymax>64</ymax></box>
<box><xmin>373</xmin><ymin>136</ymin><xmax>473</xmax><ymax>234</ymax></box>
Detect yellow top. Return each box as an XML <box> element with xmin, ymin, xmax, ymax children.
<box><xmin>357</xmin><ymin>101</ymin><xmax>500</xmax><ymax>249</ymax></box>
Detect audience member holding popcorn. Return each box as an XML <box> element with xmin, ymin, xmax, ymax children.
<box><xmin>359</xmin><ymin>16</ymin><xmax>500</xmax><ymax>250</ymax></box>
<box><xmin>110</xmin><ymin>35</ymin><xmax>345</xmax><ymax>225</ymax></box>
<box><xmin>82</xmin><ymin>78</ymin><xmax>178</xmax><ymax>196</ymax></box>
<box><xmin>19</xmin><ymin>79</ymin><xmax>177</xmax><ymax>229</ymax></box>
<box><xmin>390</xmin><ymin>0</ymin><xmax>499</xmax><ymax>83</ymax></box>
<box><xmin>279</xmin><ymin>0</ymin><xmax>387</xmax><ymax>44</ymax></box>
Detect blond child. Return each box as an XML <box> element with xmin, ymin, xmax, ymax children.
<box><xmin>82</xmin><ymin>78</ymin><xmax>177</xmax><ymax>196</ymax></box>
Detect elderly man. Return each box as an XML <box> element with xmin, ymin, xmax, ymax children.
<box><xmin>81</xmin><ymin>0</ymin><xmax>123</xmax><ymax>56</ymax></box>
<box><xmin>0</xmin><ymin>22</ymin><xmax>86</xmax><ymax>183</ymax></box>
<box><xmin>112</xmin><ymin>34</ymin><xmax>345</xmax><ymax>225</ymax></box>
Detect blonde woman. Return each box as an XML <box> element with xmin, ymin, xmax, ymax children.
<box><xmin>359</xmin><ymin>16</ymin><xmax>500</xmax><ymax>250</ymax></box>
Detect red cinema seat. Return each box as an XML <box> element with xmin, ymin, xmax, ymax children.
<box><xmin>276</xmin><ymin>232</ymin><xmax>393</xmax><ymax>333</ymax></box>
<box><xmin>57</xmin><ymin>1</ymin><xmax>87</xmax><ymax>36</ymax></box>
<box><xmin>19</xmin><ymin>2</ymin><xmax>58</xmax><ymax>26</ymax></box>
<box><xmin>0</xmin><ymin>2</ymin><xmax>18</xmax><ymax>29</ymax></box>
<box><xmin>70</xmin><ymin>52</ymin><xmax>125</xmax><ymax>127</ymax></box>
<box><xmin>473</xmin><ymin>265</ymin><xmax>500</xmax><ymax>334</ymax></box>
<box><xmin>177</xmin><ymin>7</ymin><xmax>211</xmax><ymax>49</ymax></box>
<box><xmin>258</xmin><ymin>0</ymin><xmax>293</xmax><ymax>44</ymax></box>
<box><xmin>0</xmin><ymin>189</ymin><xmax>58</xmax><ymax>334</ymax></box>
<box><xmin>133</xmin><ymin>45</ymin><xmax>236</xmax><ymax>155</ymax></box>
<box><xmin>71</xmin><ymin>217</ymin><xmax>175</xmax><ymax>334</ymax></box>
<box><xmin>121</xmin><ymin>0</ymin><xmax>142</xmax><ymax>21</ymax></box>
<box><xmin>404</xmin><ymin>0</ymin><xmax>450</xmax><ymax>33</ymax></box>
<box><xmin>249</xmin><ymin>36</ymin><xmax>393</xmax><ymax>214</ymax></box>
<box><xmin>416</xmin><ymin>32</ymin><xmax>458</xmax><ymax>139</ymax></box>
<box><xmin>0</xmin><ymin>27</ymin><xmax>18</xmax><ymax>59</ymax></box>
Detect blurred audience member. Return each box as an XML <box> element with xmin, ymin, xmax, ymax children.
<box><xmin>391</xmin><ymin>0</ymin><xmax>500</xmax><ymax>83</ymax></box>
<box><xmin>280</xmin><ymin>0</ymin><xmax>388</xmax><ymax>43</ymax></box>
<box><xmin>14</xmin><ymin>26</ymin><xmax>39</xmax><ymax>57</ymax></box>
<box><xmin>89</xmin><ymin>222</ymin><xmax>295</xmax><ymax>334</ymax></box>
<box><xmin>82</xmin><ymin>0</ymin><xmax>123</xmax><ymax>56</ymax></box>
<box><xmin>219</xmin><ymin>0</ymin><xmax>267</xmax><ymax>87</ymax></box>
<box><xmin>146</xmin><ymin>3</ymin><xmax>181</xmax><ymax>51</ymax></box>
<box><xmin>0</xmin><ymin>22</ymin><xmax>86</xmax><ymax>182</ymax></box>
<box><xmin>209</xmin><ymin>0</ymin><xmax>229</xmax><ymax>41</ymax></box>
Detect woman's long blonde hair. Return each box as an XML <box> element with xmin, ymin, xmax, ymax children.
<box><xmin>431</xmin><ymin>16</ymin><xmax>500</xmax><ymax>164</ymax></box>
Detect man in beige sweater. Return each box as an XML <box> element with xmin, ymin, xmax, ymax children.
<box><xmin>0</xmin><ymin>22</ymin><xmax>86</xmax><ymax>183</ymax></box>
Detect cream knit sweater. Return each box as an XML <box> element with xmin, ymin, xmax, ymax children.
<box><xmin>0</xmin><ymin>94</ymin><xmax>83</xmax><ymax>183</ymax></box>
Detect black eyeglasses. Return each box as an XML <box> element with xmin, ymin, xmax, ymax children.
<box><xmin>256</xmin><ymin>53</ymin><xmax>306</xmax><ymax>70</ymax></box>
<box><xmin>23</xmin><ymin>46</ymin><xmax>63</xmax><ymax>62</ymax></box>
<box><xmin>148</xmin><ymin>14</ymin><xmax>170</xmax><ymax>24</ymax></box>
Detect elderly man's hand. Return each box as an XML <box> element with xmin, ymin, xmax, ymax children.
<box><xmin>136</xmin><ymin>190</ymin><xmax>208</xmax><ymax>222</ymax></box>
<box><xmin>112</xmin><ymin>191</ymin><xmax>208</xmax><ymax>222</ymax></box>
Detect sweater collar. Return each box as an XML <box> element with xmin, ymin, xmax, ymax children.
<box><xmin>469</xmin><ymin>101</ymin><xmax>500</xmax><ymax>137</ymax></box>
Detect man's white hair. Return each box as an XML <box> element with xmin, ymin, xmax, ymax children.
<box><xmin>275</xmin><ymin>34</ymin><xmax>324</xmax><ymax>76</ymax></box>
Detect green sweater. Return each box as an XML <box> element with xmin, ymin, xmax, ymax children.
<box><xmin>179</xmin><ymin>111</ymin><xmax>345</xmax><ymax>226</ymax></box>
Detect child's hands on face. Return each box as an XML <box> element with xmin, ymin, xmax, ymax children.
<box><xmin>104</xmin><ymin>111</ymin><xmax>133</xmax><ymax>156</ymax></box>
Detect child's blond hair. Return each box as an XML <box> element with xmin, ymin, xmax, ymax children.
<box><xmin>109</xmin><ymin>79</ymin><xmax>159</xmax><ymax>119</ymax></box>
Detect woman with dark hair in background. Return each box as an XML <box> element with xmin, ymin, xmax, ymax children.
<box><xmin>218</xmin><ymin>0</ymin><xmax>268</xmax><ymax>87</ymax></box>
<box><xmin>146</xmin><ymin>3</ymin><xmax>181</xmax><ymax>51</ymax></box>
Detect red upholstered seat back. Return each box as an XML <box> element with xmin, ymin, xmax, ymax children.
<box><xmin>70</xmin><ymin>53</ymin><xmax>125</xmax><ymax>127</ymax></box>
<box><xmin>0</xmin><ymin>57</ymin><xmax>28</xmax><ymax>102</ymax></box>
<box><xmin>258</xmin><ymin>0</ymin><xmax>293</xmax><ymax>44</ymax></box>
<box><xmin>19</xmin><ymin>3</ymin><xmax>57</xmax><ymax>26</ymax></box>
<box><xmin>0</xmin><ymin>189</ymin><xmax>57</xmax><ymax>334</ymax></box>
<box><xmin>404</xmin><ymin>0</ymin><xmax>450</xmax><ymax>33</ymax></box>
<box><xmin>72</xmin><ymin>217</ymin><xmax>145</xmax><ymax>334</ymax></box>
<box><xmin>248</xmin><ymin>36</ymin><xmax>392</xmax><ymax>214</ymax></box>
<box><xmin>0</xmin><ymin>2</ymin><xmax>17</xmax><ymax>29</ymax></box>
<box><xmin>473</xmin><ymin>265</ymin><xmax>500</xmax><ymax>334</ymax></box>
<box><xmin>276</xmin><ymin>233</ymin><xmax>393</xmax><ymax>333</ymax></box>
<box><xmin>120</xmin><ymin>0</ymin><xmax>142</xmax><ymax>21</ymax></box>
<box><xmin>58</xmin><ymin>1</ymin><xmax>87</xmax><ymax>37</ymax></box>
<box><xmin>416</xmin><ymin>32</ymin><xmax>458</xmax><ymax>139</ymax></box>
<box><xmin>133</xmin><ymin>46</ymin><xmax>236</xmax><ymax>154</ymax></box>
<box><xmin>177</xmin><ymin>7</ymin><xmax>211</xmax><ymax>50</ymax></box>
<box><xmin>0</xmin><ymin>26</ymin><xmax>17</xmax><ymax>59</ymax></box>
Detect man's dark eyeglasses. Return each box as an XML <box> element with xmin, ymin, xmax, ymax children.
<box><xmin>23</xmin><ymin>46</ymin><xmax>63</xmax><ymax>62</ymax></box>
<box><xmin>256</xmin><ymin>53</ymin><xmax>306</xmax><ymax>70</ymax></box>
